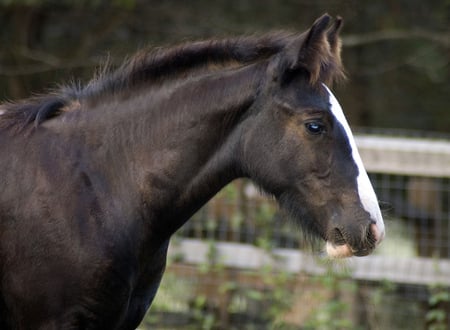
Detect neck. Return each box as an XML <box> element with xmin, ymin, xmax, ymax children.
<box><xmin>73</xmin><ymin>62</ymin><xmax>264</xmax><ymax>237</ymax></box>
<box><xmin>157</xmin><ymin>65</ymin><xmax>264</xmax><ymax>234</ymax></box>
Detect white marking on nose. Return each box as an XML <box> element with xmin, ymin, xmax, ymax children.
<box><xmin>323</xmin><ymin>84</ymin><xmax>385</xmax><ymax>243</ymax></box>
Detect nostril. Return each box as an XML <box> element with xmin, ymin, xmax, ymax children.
<box><xmin>370</xmin><ymin>222</ymin><xmax>384</xmax><ymax>244</ymax></box>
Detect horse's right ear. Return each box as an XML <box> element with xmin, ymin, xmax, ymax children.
<box><xmin>269</xmin><ymin>14</ymin><xmax>342</xmax><ymax>85</ymax></box>
<box><xmin>290</xmin><ymin>14</ymin><xmax>332</xmax><ymax>82</ymax></box>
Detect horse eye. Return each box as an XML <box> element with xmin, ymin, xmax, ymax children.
<box><xmin>305</xmin><ymin>122</ymin><xmax>325</xmax><ymax>135</ymax></box>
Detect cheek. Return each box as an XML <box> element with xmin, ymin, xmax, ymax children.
<box><xmin>303</xmin><ymin>139</ymin><xmax>332</xmax><ymax>179</ymax></box>
<box><xmin>243</xmin><ymin>131</ymin><xmax>295</xmax><ymax>192</ymax></box>
<box><xmin>312</xmin><ymin>152</ymin><xmax>332</xmax><ymax>178</ymax></box>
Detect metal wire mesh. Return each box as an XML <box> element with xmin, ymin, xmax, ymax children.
<box><xmin>144</xmin><ymin>133</ymin><xmax>450</xmax><ymax>329</ymax></box>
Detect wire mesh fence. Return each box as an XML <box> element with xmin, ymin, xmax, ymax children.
<box><xmin>141</xmin><ymin>132</ymin><xmax>450</xmax><ymax>330</ymax></box>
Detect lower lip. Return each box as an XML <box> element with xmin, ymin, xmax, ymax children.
<box><xmin>325</xmin><ymin>242</ymin><xmax>353</xmax><ymax>258</ymax></box>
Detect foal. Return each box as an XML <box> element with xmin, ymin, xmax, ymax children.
<box><xmin>0</xmin><ymin>15</ymin><xmax>384</xmax><ymax>329</ymax></box>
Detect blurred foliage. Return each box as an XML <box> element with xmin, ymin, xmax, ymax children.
<box><xmin>146</xmin><ymin>176</ymin><xmax>448</xmax><ymax>328</ymax></box>
<box><xmin>0</xmin><ymin>0</ymin><xmax>135</xmax><ymax>8</ymax></box>
<box><xmin>427</xmin><ymin>284</ymin><xmax>450</xmax><ymax>330</ymax></box>
<box><xmin>0</xmin><ymin>0</ymin><xmax>448</xmax><ymax>132</ymax></box>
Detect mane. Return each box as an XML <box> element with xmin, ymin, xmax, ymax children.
<box><xmin>83</xmin><ymin>32</ymin><xmax>295</xmax><ymax>99</ymax></box>
<box><xmin>0</xmin><ymin>26</ymin><xmax>345</xmax><ymax>133</ymax></box>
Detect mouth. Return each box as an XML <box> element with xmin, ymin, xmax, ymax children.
<box><xmin>325</xmin><ymin>241</ymin><xmax>353</xmax><ymax>258</ymax></box>
<box><xmin>325</xmin><ymin>228</ymin><xmax>354</xmax><ymax>258</ymax></box>
<box><xmin>325</xmin><ymin>227</ymin><xmax>377</xmax><ymax>258</ymax></box>
<box><xmin>325</xmin><ymin>241</ymin><xmax>373</xmax><ymax>258</ymax></box>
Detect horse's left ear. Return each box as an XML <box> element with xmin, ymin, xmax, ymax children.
<box><xmin>326</xmin><ymin>16</ymin><xmax>344</xmax><ymax>69</ymax></box>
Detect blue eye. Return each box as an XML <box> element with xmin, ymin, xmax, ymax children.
<box><xmin>305</xmin><ymin>122</ymin><xmax>325</xmax><ymax>135</ymax></box>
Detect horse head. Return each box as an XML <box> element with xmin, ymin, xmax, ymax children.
<box><xmin>242</xmin><ymin>14</ymin><xmax>385</xmax><ymax>257</ymax></box>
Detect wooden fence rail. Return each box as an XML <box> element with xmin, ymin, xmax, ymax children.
<box><xmin>355</xmin><ymin>134</ymin><xmax>450</xmax><ymax>178</ymax></box>
<box><xmin>168</xmin><ymin>239</ymin><xmax>450</xmax><ymax>286</ymax></box>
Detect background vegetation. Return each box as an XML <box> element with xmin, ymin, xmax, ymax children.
<box><xmin>0</xmin><ymin>0</ymin><xmax>448</xmax><ymax>131</ymax></box>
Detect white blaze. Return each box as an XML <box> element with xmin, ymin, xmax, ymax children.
<box><xmin>323</xmin><ymin>84</ymin><xmax>385</xmax><ymax>242</ymax></box>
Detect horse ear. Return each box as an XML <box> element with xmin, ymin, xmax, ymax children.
<box><xmin>287</xmin><ymin>14</ymin><xmax>331</xmax><ymax>81</ymax></box>
<box><xmin>270</xmin><ymin>14</ymin><xmax>335</xmax><ymax>85</ymax></box>
<box><xmin>327</xmin><ymin>16</ymin><xmax>343</xmax><ymax>65</ymax></box>
<box><xmin>269</xmin><ymin>14</ymin><xmax>345</xmax><ymax>85</ymax></box>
